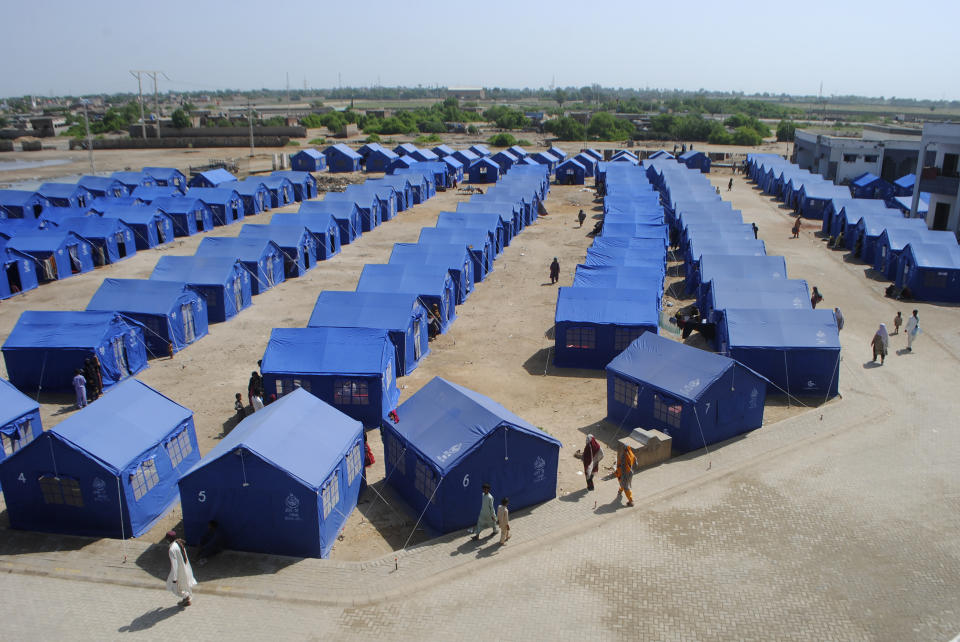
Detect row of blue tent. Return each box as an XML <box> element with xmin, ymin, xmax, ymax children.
<box><xmin>749</xmin><ymin>154</ymin><xmax>960</xmax><ymax>302</ymax></box>
<box><xmin>655</xmin><ymin>157</ymin><xmax>841</xmax><ymax>400</ymax></box>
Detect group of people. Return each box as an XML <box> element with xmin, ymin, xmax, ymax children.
<box><xmin>70</xmin><ymin>357</ymin><xmax>103</xmax><ymax>410</ymax></box>
<box><xmin>583</xmin><ymin>434</ymin><xmax>636</xmax><ymax>506</ymax></box>
<box><xmin>471</xmin><ymin>483</ymin><xmax>511</xmax><ymax>545</ymax></box>
<box><xmin>871</xmin><ymin>310</ymin><xmax>920</xmax><ymax>364</ymax></box>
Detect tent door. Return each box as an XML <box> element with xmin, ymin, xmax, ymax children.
<box><xmin>413</xmin><ymin>319</ymin><xmax>422</xmax><ymax>360</ymax></box>
<box><xmin>112</xmin><ymin>336</ymin><xmax>130</xmax><ymax>378</ymax></box>
<box><xmin>94</xmin><ymin>245</ymin><xmax>106</xmax><ymax>267</ymax></box>
<box><xmin>42</xmin><ymin>256</ymin><xmax>57</xmax><ymax>281</ymax></box>
<box><xmin>302</xmin><ymin>243</ymin><xmax>311</xmax><ymax>270</ymax></box>
<box><xmin>6</xmin><ymin>261</ymin><xmax>22</xmax><ymax>293</ymax></box>
<box><xmin>181</xmin><ymin>303</ymin><xmax>196</xmax><ymax>344</ymax></box>
<box><xmin>115</xmin><ymin>232</ymin><xmax>127</xmax><ymax>258</ymax></box>
<box><xmin>266</xmin><ymin>255</ymin><xmax>276</xmax><ymax>287</ymax></box>
<box><xmin>233</xmin><ymin>276</ymin><xmax>244</xmax><ymax>311</ymax></box>
<box><xmin>194</xmin><ymin>209</ymin><xmax>204</xmax><ymax>231</ymax></box>
<box><xmin>156</xmin><ymin>220</ymin><xmax>168</xmax><ymax>243</ymax></box>
<box><xmin>231</xmin><ymin>203</ymin><xmax>240</xmax><ymax>221</ymax></box>
<box><xmin>67</xmin><ymin>244</ymin><xmax>82</xmax><ymax>273</ymax></box>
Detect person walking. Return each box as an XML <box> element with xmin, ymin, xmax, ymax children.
<box><xmin>905</xmin><ymin>309</ymin><xmax>920</xmax><ymax>351</ymax></box>
<box><xmin>577</xmin><ymin>209</ymin><xmax>586</xmax><ymax>227</ymax></box>
<box><xmin>811</xmin><ymin>286</ymin><xmax>823</xmax><ymax>309</ymax></box>
<box><xmin>549</xmin><ymin>257</ymin><xmax>560</xmax><ymax>284</ymax></box>
<box><xmin>871</xmin><ymin>323</ymin><xmax>889</xmax><ymax>364</ymax></box>
<box><xmin>472</xmin><ymin>483</ymin><xmax>498</xmax><ymax>540</ymax></box>
<box><xmin>834</xmin><ymin>307</ymin><xmax>844</xmax><ymax>331</ymax></box>
<box><xmin>166</xmin><ymin>530</ymin><xmax>197</xmax><ymax>607</ymax></box>
<box><xmin>752</xmin><ymin>222</ymin><xmax>759</xmax><ymax>239</ymax></box>
<box><xmin>892</xmin><ymin>311</ymin><xmax>903</xmax><ymax>335</ymax></box>
<box><xmin>792</xmin><ymin>216</ymin><xmax>802</xmax><ymax>239</ymax></box>
<box><xmin>582</xmin><ymin>434</ymin><xmax>603</xmax><ymax>491</ymax></box>
<box><xmin>248</xmin><ymin>371</ymin><xmax>264</xmax><ymax>411</ymax></box>
<box><xmin>83</xmin><ymin>357</ymin><xmax>102</xmax><ymax>401</ymax></box>
<box><xmin>497</xmin><ymin>497</ymin><xmax>511</xmax><ymax>545</ymax></box>
<box><xmin>728</xmin><ymin>178</ymin><xmax>733</xmax><ymax>191</ymax></box>
<box><xmin>72</xmin><ymin>369</ymin><xmax>88</xmax><ymax>409</ymax></box>
<box><xmin>615</xmin><ymin>443</ymin><xmax>636</xmax><ymax>507</ymax></box>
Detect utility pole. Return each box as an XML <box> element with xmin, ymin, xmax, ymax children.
<box><xmin>248</xmin><ymin>101</ymin><xmax>255</xmax><ymax>157</ymax></box>
<box><xmin>130</xmin><ymin>70</ymin><xmax>166</xmax><ymax>139</ymax></box>
<box><xmin>81</xmin><ymin>99</ymin><xmax>95</xmax><ymax>173</ymax></box>
<box><xmin>130</xmin><ymin>71</ymin><xmax>147</xmax><ymax>139</ymax></box>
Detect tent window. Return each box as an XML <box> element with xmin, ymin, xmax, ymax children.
<box><xmin>164</xmin><ymin>429</ymin><xmax>193</xmax><ymax>469</ymax></box>
<box><xmin>414</xmin><ymin>459</ymin><xmax>438</xmax><ymax>503</ymax></box>
<box><xmin>653</xmin><ymin>394</ymin><xmax>683</xmax><ymax>428</ymax></box>
<box><xmin>614</xmin><ymin>328</ymin><xmax>644</xmax><ymax>351</ymax></box>
<box><xmin>334</xmin><ymin>379</ymin><xmax>369</xmax><ymax>406</ymax></box>
<box><xmin>565</xmin><ymin>327</ymin><xmax>596</xmax><ymax>350</ymax></box>
<box><xmin>321</xmin><ymin>471</ymin><xmax>340</xmax><ymax>519</ymax></box>
<box><xmin>2</xmin><ymin>419</ymin><xmax>34</xmax><ymax>456</ymax></box>
<box><xmin>38</xmin><ymin>475</ymin><xmax>84</xmax><ymax>507</ymax></box>
<box><xmin>278</xmin><ymin>378</ymin><xmax>311</xmax><ymax>396</ymax></box>
<box><xmin>924</xmin><ymin>271</ymin><xmax>948</xmax><ymax>289</ymax></box>
<box><xmin>614</xmin><ymin>377</ymin><xmax>639</xmax><ymax>408</ymax></box>
<box><xmin>346</xmin><ymin>442</ymin><xmax>362</xmax><ymax>485</ymax></box>
<box><xmin>130</xmin><ymin>458</ymin><xmax>160</xmax><ymax>501</ymax></box>
<box><xmin>387</xmin><ymin>434</ymin><xmax>406</xmax><ymax>475</ymax></box>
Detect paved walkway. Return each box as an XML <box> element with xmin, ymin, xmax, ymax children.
<box><xmin>1</xmin><ymin>170</ymin><xmax>959</xmax><ymax>640</ymax></box>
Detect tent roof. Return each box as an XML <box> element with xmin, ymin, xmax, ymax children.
<box><xmin>711</xmin><ymin>278</ymin><xmax>809</xmax><ymax>307</ymax></box>
<box><xmin>557</xmin><ymin>158</ymin><xmax>586</xmax><ymax>171</ymax></box>
<box><xmin>442</xmin><ymin>156</ymin><xmax>464</xmax><ymax>170</ymax></box>
<box><xmin>112</xmin><ymin>171</ymin><xmax>151</xmax><ymax>185</ymax></box>
<box><xmin>678</xmin><ymin>150</ymin><xmax>705</xmax><ymax>160</ymax></box>
<box><xmin>0</xmin><ymin>376</ymin><xmax>39</xmax><ymax>423</ymax></box>
<box><xmin>555</xmin><ymin>287</ymin><xmax>660</xmax><ymax>325</ymax></box>
<box><xmin>196</xmin><ymin>237</ymin><xmax>279</xmax><ymax>262</ymax></box>
<box><xmin>851</xmin><ymin>172</ymin><xmax>881</xmax><ymax>187</ymax></box>
<box><xmin>186</xmin><ymin>388</ymin><xmax>360</xmax><ymax>489</ymax></box>
<box><xmin>371</xmin><ymin>148</ymin><xmax>400</xmax><ymax>160</ymax></box>
<box><xmin>151</xmin><ymin>255</ymin><xmax>241</xmax><ymax>285</ymax></box>
<box><xmin>894</xmin><ymin>174</ymin><xmax>915</xmax><ymax>189</ymax></box>
<box><xmin>892</xmin><ymin>194</ymin><xmax>929</xmax><ymax>213</ymax></box>
<box><xmin>0</xmin><ymin>190</ymin><xmax>43</xmax><ymax>205</ymax></box>
<box><xmin>194</xmin><ymin>168</ymin><xmax>237</xmax><ymax>184</ymax></box>
<box><xmin>607</xmin><ymin>333</ymin><xmax>743</xmax><ymax>402</ymax></box>
<box><xmin>325</xmin><ymin>144</ymin><xmax>362</xmax><ymax>160</ymax></box>
<box><xmin>4</xmin><ymin>310</ymin><xmax>135</xmax><ymax>349</ymax></box>
<box><xmin>270</xmin><ymin>212</ymin><xmax>338</xmax><ymax>233</ymax></box>
<box><xmin>184</xmin><ymin>187</ymin><xmax>240</xmax><ymax>203</ymax></box>
<box><xmin>6</xmin><ymin>230</ymin><xmax>84</xmax><ymax>252</ymax></box>
<box><xmin>723</xmin><ymin>308</ymin><xmax>841</xmax><ymax>349</ymax></box>
<box><xmin>357</xmin><ymin>263</ymin><xmax>452</xmax><ymax>295</ymax></box>
<box><xmin>905</xmin><ymin>242</ymin><xmax>960</xmax><ymax>269</ymax></box>
<box><xmin>309</xmin><ymin>291</ymin><xmax>422</xmax><ymax>331</ymax></box>
<box><xmin>699</xmin><ymin>255</ymin><xmax>788</xmax><ymax>281</ymax></box>
<box><xmin>389</xmin><ymin>377</ymin><xmax>560</xmax><ymax>475</ymax></box>
<box><xmin>262</xmin><ymin>327</ymin><xmax>391</xmax><ymax>376</ymax></box>
<box><xmin>53</xmin><ymin>216</ymin><xmax>128</xmax><ymax>237</ymax></box>
<box><xmin>50</xmin><ymin>379</ymin><xmax>191</xmax><ymax>473</ymax></box>
<box><xmin>37</xmin><ymin>183</ymin><xmax>89</xmax><ymax>198</ymax></box>
<box><xmin>432</xmin><ymin>144</ymin><xmax>455</xmax><ymax>156</ymax></box>
<box><xmin>881</xmin><ymin>227</ymin><xmax>955</xmax><ymax>251</ymax></box>
<box><xmin>294</xmin><ymin>148</ymin><xmax>324</xmax><ymax>160</ymax></box>
<box><xmin>238</xmin><ymin>223</ymin><xmax>308</xmax><ymax>246</ymax></box>
<box><xmin>300</xmin><ymin>200</ymin><xmax>360</xmax><ymax>217</ymax></box>
<box><xmin>100</xmin><ymin>207</ymin><xmax>165</xmax><ymax>225</ymax></box>
<box><xmin>87</xmin><ymin>279</ymin><xmax>191</xmax><ymax>316</ymax></box>
<box><xmin>152</xmin><ymin>196</ymin><xmax>206</xmax><ymax>214</ymax></box>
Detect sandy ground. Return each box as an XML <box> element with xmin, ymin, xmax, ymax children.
<box><xmin>0</xmin><ymin>137</ymin><xmax>829</xmax><ymax>561</ymax></box>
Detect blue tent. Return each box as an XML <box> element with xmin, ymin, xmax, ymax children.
<box><xmin>572</xmin><ymin>153</ymin><xmax>597</xmax><ymax>178</ymax></box>
<box><xmin>309</xmin><ymin>291</ymin><xmax>430</xmax><ymax>376</ymax></box>
<box><xmin>394</xmin><ymin>143</ymin><xmax>419</xmax><ymax>157</ymax></box>
<box><xmin>324</xmin><ymin>190</ymin><xmax>382</xmax><ymax>232</ymax></box>
<box><xmin>260</xmin><ymin>176</ymin><xmax>296</xmax><ymax>208</ymax></box>
<box><xmin>418</xmin><ymin>226</ymin><xmax>494</xmax><ymax>279</ymax></box>
<box><xmin>100</xmin><ymin>207</ymin><xmax>175</xmax><ymax>249</ymax></box>
<box><xmin>0</xmin><ymin>239</ymin><xmax>39</xmax><ymax>299</ymax></box>
<box><xmin>529</xmin><ymin>152</ymin><xmax>557</xmax><ymax>173</ymax></box>
<box><xmin>452</xmin><ymin>149</ymin><xmax>480</xmax><ymax>168</ymax></box>
<box><xmin>371</xmin><ymin>176</ymin><xmax>413</xmax><ymax>210</ymax></box>
<box><xmin>507</xmin><ymin>145</ymin><xmax>529</xmax><ymax>159</ymax></box>
<box><xmin>239</xmin><ymin>223</ymin><xmax>316</xmax><ymax>278</ymax></box>
<box><xmin>850</xmin><ymin>172</ymin><xmax>893</xmax><ymax>200</ymax></box>
<box><xmin>852</xmin><ymin>214</ymin><xmax>924</xmax><ymax>264</ymax></box>
<box><xmin>366</xmin><ymin>148</ymin><xmax>400</xmax><ymax>173</ymax></box>
<box><xmin>555</xmin><ymin>158</ymin><xmax>586</xmax><ymax>185</ymax></box>
<box><xmin>186</xmin><ymin>188</ymin><xmax>244</xmax><ymax>226</ymax></box>
<box><xmin>432</xmin><ymin>144</ymin><xmax>455</xmax><ymax>158</ymax></box>
<box><xmin>178</xmin><ymin>388</ymin><xmax>361</xmax><ymax>559</ymax></box>
<box><xmin>893</xmin><ymin>173</ymin><xmax>915</xmax><ymax>197</ymax></box>
<box><xmin>290</xmin><ymin>148</ymin><xmax>327</xmax><ymax>172</ymax></box>
<box><xmin>678</xmin><ymin>150</ymin><xmax>711</xmax><ymax>173</ymax></box>
<box><xmin>344</xmin><ymin>183</ymin><xmax>398</xmax><ymax>221</ymax></box>
<box><xmin>389</xmin><ymin>242</ymin><xmax>475</xmax><ymax>304</ymax></box>
<box><xmin>388</xmin><ymin>155</ymin><xmax>420</xmax><ymax>174</ymax></box>
<box><xmin>441</xmin><ymin>156</ymin><xmax>464</xmax><ymax>184</ymax></box>
<box><xmin>6</xmin><ymin>230</ymin><xmax>95</xmax><ymax>281</ymax></box>
<box><xmin>195</xmin><ymin>237</ymin><xmax>285</xmax><ymax>295</ymax></box>
<box><xmin>548</xmin><ymin>145</ymin><xmax>566</xmax><ymax>160</ymax></box>
<box><xmin>151</xmin><ymin>256</ymin><xmax>252</xmax><ymax>323</ymax></box>
<box><xmin>111</xmin><ymin>171</ymin><xmax>155</xmax><ymax>192</ymax></box>
<box><xmin>59</xmin><ymin>216</ymin><xmax>136</xmax><ymax>265</ymax></box>
<box><xmin>152</xmin><ymin>196</ymin><xmax>215</xmax><ymax>236</ymax></box>
<box><xmin>357</xmin><ymin>142</ymin><xmax>383</xmax><ymax>160</ymax></box>
<box><xmin>188</xmin><ymin>168</ymin><xmax>238</xmax><ymax>188</ymax></box>
<box><xmin>703</xmin><ymin>277</ymin><xmax>810</xmax><ymax>323</ymax></box>
<box><xmin>323</xmin><ymin>144</ymin><xmax>362</xmax><ymax>172</ymax></box>
<box><xmin>436</xmin><ymin>210</ymin><xmax>506</xmax><ymax>254</ymax></box>
<box><xmin>224</xmin><ymin>179</ymin><xmax>270</xmax><ymax>215</ymax></box>
<box><xmin>299</xmin><ymin>200</ymin><xmax>363</xmax><ymax>244</ymax></box>
<box><xmin>3</xmin><ymin>310</ymin><xmax>148</xmax><ymax>393</ymax></box>
<box><xmin>717</xmin><ymin>308</ymin><xmax>841</xmax><ymax>398</ymax></box>
<box><xmin>572</xmin><ymin>264</ymin><xmax>665</xmax><ymax>292</ymax></box>
<box><xmin>606</xmin><ymin>333</ymin><xmax>767</xmax><ymax>453</ymax></box>
<box><xmin>458</xmin><ymin>200</ymin><xmax>518</xmax><ymax>241</ymax></box>
<box><xmin>77</xmin><ymin>176</ymin><xmax>128</xmax><ymax>199</ymax></box>
<box><xmin>491</xmin><ymin>150</ymin><xmax>519</xmax><ymax>173</ymax></box>
<box><xmin>37</xmin><ymin>183</ymin><xmax>94</xmax><ymax>208</ymax></box>
<box><xmin>270</xmin><ymin>212</ymin><xmax>341</xmax><ymax>260</ymax></box>
<box><xmin>888</xmin><ymin>193</ymin><xmax>929</xmax><ymax>216</ymax></box>
<box><xmin>0</xmin><ymin>190</ymin><xmax>50</xmax><ymax>219</ymax></box>
<box><xmin>382</xmin><ymin>172</ymin><xmax>430</xmax><ymax>205</ymax></box>
<box><xmin>130</xmin><ymin>186</ymin><xmax>179</xmax><ymax>203</ymax></box>
<box><xmin>895</xmin><ymin>242</ymin><xmax>960</xmax><ymax>302</ymax></box>
<box><xmin>261</xmin><ymin>327</ymin><xmax>400</xmax><ymax>427</ymax></box>
<box><xmin>356</xmin><ymin>264</ymin><xmax>457</xmax><ymax>334</ymax></box>
<box><xmin>89</xmin><ymin>195</ymin><xmax>144</xmax><ymax>211</ymax></box>
<box><xmin>409</xmin><ymin>148</ymin><xmax>440</xmax><ymax>162</ymax></box>
<box><xmin>874</xmin><ymin>227</ymin><xmax>955</xmax><ymax>280</ymax></box>
<box><xmin>696</xmin><ymin>255</ymin><xmax>788</xmax><ymax>312</ymax></box>
<box><xmin>271</xmin><ymin>170</ymin><xmax>318</xmax><ymax>201</ymax></box>
<box><xmin>87</xmin><ymin>279</ymin><xmax>209</xmax><ymax>357</ymax></box>
<box><xmin>554</xmin><ymin>287</ymin><xmax>660</xmax><ymax>369</ymax></box>
<box><xmin>0</xmin><ymin>377</ymin><xmax>42</xmax><ymax>478</ymax></box>
<box><xmin>382</xmin><ymin>377</ymin><xmax>561</xmax><ymax>534</ymax></box>
<box><xmin>469</xmin><ymin>144</ymin><xmax>492</xmax><ymax>158</ymax></box>
<box><xmin>0</xmin><ymin>379</ymin><xmax>198</xmax><ymax>538</ymax></box>
<box><xmin>143</xmin><ymin>167</ymin><xmax>188</xmax><ymax>193</ymax></box>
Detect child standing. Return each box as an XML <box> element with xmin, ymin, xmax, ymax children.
<box><xmin>497</xmin><ymin>497</ymin><xmax>511</xmax><ymax>545</ymax></box>
<box><xmin>234</xmin><ymin>393</ymin><xmax>246</xmax><ymax>421</ymax></box>
<box><xmin>893</xmin><ymin>311</ymin><xmax>903</xmax><ymax>335</ymax></box>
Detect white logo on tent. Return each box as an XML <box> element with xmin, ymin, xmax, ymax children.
<box><xmin>437</xmin><ymin>443</ymin><xmax>462</xmax><ymax>463</ymax></box>
<box><xmin>681</xmin><ymin>378</ymin><xmax>701</xmax><ymax>396</ymax></box>
<box><xmin>815</xmin><ymin>330</ymin><xmax>827</xmax><ymax>344</ymax></box>
<box><xmin>533</xmin><ymin>456</ymin><xmax>545</xmax><ymax>483</ymax></box>
<box><xmin>284</xmin><ymin>492</ymin><xmax>301</xmax><ymax>521</ymax></box>
<box><xmin>92</xmin><ymin>476</ymin><xmax>109</xmax><ymax>502</ymax></box>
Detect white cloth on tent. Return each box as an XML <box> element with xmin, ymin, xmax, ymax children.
<box><xmin>167</xmin><ymin>540</ymin><xmax>197</xmax><ymax>600</ymax></box>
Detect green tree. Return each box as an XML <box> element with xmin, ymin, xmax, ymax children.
<box><xmin>170</xmin><ymin>108</ymin><xmax>190</xmax><ymax>129</ymax></box>
<box><xmin>543</xmin><ymin>117</ymin><xmax>586</xmax><ymax>140</ymax></box>
<box><xmin>776</xmin><ymin>120</ymin><xmax>797</xmax><ymax>142</ymax></box>
<box><xmin>586</xmin><ymin>112</ymin><xmax>635</xmax><ymax>140</ymax></box>
<box><xmin>731</xmin><ymin>126</ymin><xmax>763</xmax><ymax>146</ymax></box>
<box><xmin>487</xmin><ymin>132</ymin><xmax>517</xmax><ymax>147</ymax></box>
<box><xmin>554</xmin><ymin>88</ymin><xmax>568</xmax><ymax>110</ymax></box>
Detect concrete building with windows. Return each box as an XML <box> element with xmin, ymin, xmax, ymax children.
<box><xmin>793</xmin><ymin>125</ymin><xmax>922</xmax><ymax>185</ymax></box>
<box><xmin>910</xmin><ymin>122</ymin><xmax>960</xmax><ymax>236</ymax></box>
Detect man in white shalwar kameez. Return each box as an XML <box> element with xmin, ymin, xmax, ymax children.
<box><xmin>166</xmin><ymin>530</ymin><xmax>197</xmax><ymax>607</ymax></box>
<box><xmin>472</xmin><ymin>484</ymin><xmax>498</xmax><ymax>540</ymax></box>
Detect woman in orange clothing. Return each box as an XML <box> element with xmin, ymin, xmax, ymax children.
<box><xmin>616</xmin><ymin>443</ymin><xmax>636</xmax><ymax>507</ymax></box>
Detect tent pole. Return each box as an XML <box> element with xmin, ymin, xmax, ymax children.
<box><xmin>117</xmin><ymin>476</ymin><xmax>127</xmax><ymax>563</ymax></box>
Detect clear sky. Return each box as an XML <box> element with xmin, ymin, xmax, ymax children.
<box><xmin>2</xmin><ymin>0</ymin><xmax>957</xmax><ymax>100</ymax></box>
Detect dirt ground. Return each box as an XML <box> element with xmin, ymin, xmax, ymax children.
<box><xmin>0</xmin><ymin>137</ymin><xmax>811</xmax><ymax>561</ymax></box>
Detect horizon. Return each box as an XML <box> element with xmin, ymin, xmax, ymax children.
<box><xmin>1</xmin><ymin>0</ymin><xmax>956</xmax><ymax>101</ymax></box>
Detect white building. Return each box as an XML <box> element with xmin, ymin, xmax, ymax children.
<box><xmin>794</xmin><ymin>125</ymin><xmax>921</xmax><ymax>184</ymax></box>
<box><xmin>911</xmin><ymin>122</ymin><xmax>960</xmax><ymax>236</ymax></box>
